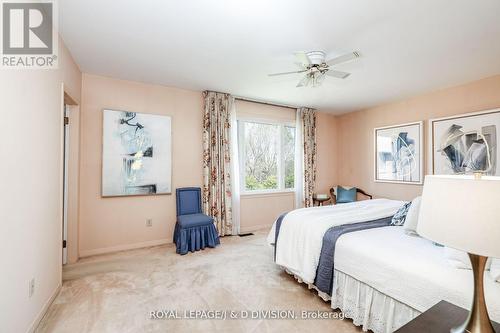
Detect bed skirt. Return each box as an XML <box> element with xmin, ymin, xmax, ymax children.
<box><xmin>283</xmin><ymin>268</ymin><xmax>420</xmax><ymax>333</ymax></box>
<box><xmin>331</xmin><ymin>270</ymin><xmax>421</xmax><ymax>333</ymax></box>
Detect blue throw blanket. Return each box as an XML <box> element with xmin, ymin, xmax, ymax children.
<box><xmin>274</xmin><ymin>213</ymin><xmax>392</xmax><ymax>294</ymax></box>
<box><xmin>313</xmin><ymin>216</ymin><xmax>392</xmax><ymax>294</ymax></box>
<box><xmin>273</xmin><ymin>212</ymin><xmax>289</xmax><ymax>261</ymax></box>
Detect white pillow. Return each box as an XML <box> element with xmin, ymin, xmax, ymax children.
<box><xmin>491</xmin><ymin>259</ymin><xmax>500</xmax><ymax>282</ymax></box>
<box><xmin>444</xmin><ymin>247</ymin><xmax>493</xmax><ymax>270</ymax></box>
<box><xmin>403</xmin><ymin>196</ymin><xmax>421</xmax><ymax>236</ymax></box>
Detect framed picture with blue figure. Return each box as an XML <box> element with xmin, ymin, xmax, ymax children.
<box><xmin>374</xmin><ymin>121</ymin><xmax>424</xmax><ymax>184</ymax></box>
<box><xmin>102</xmin><ymin>109</ymin><xmax>172</xmax><ymax>197</ymax></box>
<box><xmin>430</xmin><ymin>108</ymin><xmax>500</xmax><ymax>176</ymax></box>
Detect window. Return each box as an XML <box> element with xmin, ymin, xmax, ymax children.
<box><xmin>238</xmin><ymin>120</ymin><xmax>295</xmax><ymax>193</ymax></box>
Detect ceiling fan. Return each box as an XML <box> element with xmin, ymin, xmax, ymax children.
<box><xmin>268</xmin><ymin>51</ymin><xmax>360</xmax><ymax>87</ymax></box>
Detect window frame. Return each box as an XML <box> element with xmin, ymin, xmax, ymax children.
<box><xmin>237</xmin><ymin>117</ymin><xmax>296</xmax><ymax>195</ymax></box>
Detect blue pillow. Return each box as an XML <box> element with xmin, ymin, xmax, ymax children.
<box><xmin>337</xmin><ymin>186</ymin><xmax>357</xmax><ymax>204</ymax></box>
<box><xmin>391</xmin><ymin>202</ymin><xmax>412</xmax><ymax>226</ymax></box>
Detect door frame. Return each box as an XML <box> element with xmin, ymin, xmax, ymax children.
<box><xmin>62</xmin><ymin>104</ymin><xmax>69</xmax><ymax>264</ymax></box>
<box><xmin>62</xmin><ymin>90</ymin><xmax>80</xmax><ymax>265</ymax></box>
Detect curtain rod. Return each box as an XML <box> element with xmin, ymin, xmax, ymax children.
<box><xmin>205</xmin><ymin>90</ymin><xmax>313</xmax><ymax>110</ymax></box>
<box><xmin>234</xmin><ymin>96</ymin><xmax>306</xmax><ymax>110</ymax></box>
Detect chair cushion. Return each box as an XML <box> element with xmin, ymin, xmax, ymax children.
<box><xmin>337</xmin><ymin>186</ymin><xmax>357</xmax><ymax>203</ymax></box>
<box><xmin>177</xmin><ymin>213</ymin><xmax>214</xmax><ymax>228</ymax></box>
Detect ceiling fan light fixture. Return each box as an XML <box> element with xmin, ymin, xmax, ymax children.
<box><xmin>268</xmin><ymin>50</ymin><xmax>360</xmax><ymax>87</ymax></box>
<box><xmin>311</xmin><ymin>73</ymin><xmax>326</xmax><ymax>88</ymax></box>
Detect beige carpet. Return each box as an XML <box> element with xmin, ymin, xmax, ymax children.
<box><xmin>37</xmin><ymin>231</ymin><xmax>362</xmax><ymax>333</ymax></box>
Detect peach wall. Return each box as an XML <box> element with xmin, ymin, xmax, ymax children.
<box><xmin>241</xmin><ymin>110</ymin><xmax>338</xmax><ymax>232</ymax></box>
<box><xmin>73</xmin><ymin>70</ymin><xmax>500</xmax><ymax>261</ymax></box>
<box><xmin>315</xmin><ymin>112</ymin><xmax>339</xmax><ymax>195</ymax></box>
<box><xmin>78</xmin><ymin>80</ymin><xmax>339</xmax><ymax>245</ymax></box>
<box><xmin>79</xmin><ymin>74</ymin><xmax>204</xmax><ymax>256</ymax></box>
<box><xmin>235</xmin><ymin>100</ymin><xmax>296</xmax><ymax>232</ymax></box>
<box><xmin>335</xmin><ymin>75</ymin><xmax>500</xmax><ymax>201</ymax></box>
<box><xmin>239</xmin><ymin>111</ymin><xmax>338</xmax><ymax>233</ymax></box>
<box><xmin>235</xmin><ymin>99</ymin><xmax>296</xmax><ymax>122</ymax></box>
<box><xmin>0</xmin><ymin>39</ymin><xmax>81</xmax><ymax>333</ymax></box>
<box><xmin>240</xmin><ymin>193</ymin><xmax>295</xmax><ymax>233</ymax></box>
<box><xmin>235</xmin><ymin>104</ymin><xmax>338</xmax><ymax>232</ymax></box>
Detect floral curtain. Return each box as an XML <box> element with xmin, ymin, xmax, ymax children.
<box><xmin>202</xmin><ymin>91</ymin><xmax>234</xmax><ymax>236</ymax></box>
<box><xmin>299</xmin><ymin>107</ymin><xmax>317</xmax><ymax>207</ymax></box>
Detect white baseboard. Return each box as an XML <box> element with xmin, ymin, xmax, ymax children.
<box><xmin>28</xmin><ymin>283</ymin><xmax>61</xmax><ymax>333</ymax></box>
<box><xmin>79</xmin><ymin>238</ymin><xmax>171</xmax><ymax>258</ymax></box>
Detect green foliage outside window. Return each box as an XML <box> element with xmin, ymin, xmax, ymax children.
<box><xmin>240</xmin><ymin>121</ymin><xmax>295</xmax><ymax>192</ymax></box>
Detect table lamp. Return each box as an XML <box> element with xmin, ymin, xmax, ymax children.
<box><xmin>418</xmin><ymin>175</ymin><xmax>500</xmax><ymax>333</ymax></box>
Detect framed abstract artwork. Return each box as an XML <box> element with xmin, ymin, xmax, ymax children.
<box><xmin>102</xmin><ymin>109</ymin><xmax>172</xmax><ymax>197</ymax></box>
<box><xmin>430</xmin><ymin>108</ymin><xmax>500</xmax><ymax>176</ymax></box>
<box><xmin>374</xmin><ymin>121</ymin><xmax>423</xmax><ymax>184</ymax></box>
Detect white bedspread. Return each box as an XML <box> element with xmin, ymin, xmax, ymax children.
<box><xmin>270</xmin><ymin>199</ymin><xmax>405</xmax><ymax>284</ymax></box>
<box><xmin>334</xmin><ymin>226</ymin><xmax>500</xmax><ymax>322</ymax></box>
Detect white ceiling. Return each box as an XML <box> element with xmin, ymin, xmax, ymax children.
<box><xmin>59</xmin><ymin>0</ymin><xmax>500</xmax><ymax>113</ymax></box>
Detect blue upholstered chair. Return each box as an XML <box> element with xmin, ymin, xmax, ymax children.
<box><xmin>173</xmin><ymin>187</ymin><xmax>220</xmax><ymax>255</ymax></box>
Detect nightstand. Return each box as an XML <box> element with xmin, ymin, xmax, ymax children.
<box><xmin>395</xmin><ymin>300</ymin><xmax>499</xmax><ymax>333</ymax></box>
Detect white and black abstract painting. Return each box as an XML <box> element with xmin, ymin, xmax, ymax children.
<box><xmin>431</xmin><ymin>109</ymin><xmax>500</xmax><ymax>176</ymax></box>
<box><xmin>102</xmin><ymin>110</ymin><xmax>172</xmax><ymax>197</ymax></box>
<box><xmin>375</xmin><ymin>122</ymin><xmax>423</xmax><ymax>184</ymax></box>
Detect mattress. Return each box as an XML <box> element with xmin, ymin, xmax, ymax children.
<box><xmin>334</xmin><ymin>226</ymin><xmax>500</xmax><ymax>322</ymax></box>
<box><xmin>270</xmin><ymin>198</ymin><xmax>405</xmax><ymax>283</ymax></box>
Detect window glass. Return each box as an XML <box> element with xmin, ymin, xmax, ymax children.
<box><xmin>283</xmin><ymin>126</ymin><xmax>295</xmax><ymax>189</ymax></box>
<box><xmin>239</xmin><ymin>120</ymin><xmax>295</xmax><ymax>192</ymax></box>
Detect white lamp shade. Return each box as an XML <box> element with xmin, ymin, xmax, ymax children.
<box><xmin>417</xmin><ymin>175</ymin><xmax>500</xmax><ymax>258</ymax></box>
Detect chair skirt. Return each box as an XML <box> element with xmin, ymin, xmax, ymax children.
<box><xmin>173</xmin><ymin>223</ymin><xmax>220</xmax><ymax>255</ymax></box>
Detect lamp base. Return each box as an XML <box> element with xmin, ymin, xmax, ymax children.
<box><xmin>450</xmin><ymin>254</ymin><xmax>495</xmax><ymax>333</ymax></box>
<box><xmin>451</xmin><ymin>322</ymin><xmax>495</xmax><ymax>333</ymax></box>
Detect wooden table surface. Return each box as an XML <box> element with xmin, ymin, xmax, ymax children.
<box><xmin>313</xmin><ymin>196</ymin><xmax>330</xmax><ymax>206</ymax></box>
<box><xmin>395</xmin><ymin>300</ymin><xmax>499</xmax><ymax>333</ymax></box>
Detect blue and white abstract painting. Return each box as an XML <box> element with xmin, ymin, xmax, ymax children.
<box><xmin>375</xmin><ymin>122</ymin><xmax>423</xmax><ymax>184</ymax></box>
<box><xmin>432</xmin><ymin>110</ymin><xmax>500</xmax><ymax>176</ymax></box>
<box><xmin>102</xmin><ymin>110</ymin><xmax>172</xmax><ymax>196</ymax></box>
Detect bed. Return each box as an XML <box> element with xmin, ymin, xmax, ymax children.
<box><xmin>268</xmin><ymin>200</ymin><xmax>500</xmax><ymax>333</ymax></box>
<box><xmin>332</xmin><ymin>226</ymin><xmax>500</xmax><ymax>332</ymax></box>
<box><xmin>268</xmin><ymin>198</ymin><xmax>405</xmax><ymax>284</ymax></box>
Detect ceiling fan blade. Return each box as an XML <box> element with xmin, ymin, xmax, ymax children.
<box><xmin>296</xmin><ymin>74</ymin><xmax>311</xmax><ymax>87</ymax></box>
<box><xmin>326</xmin><ymin>51</ymin><xmax>360</xmax><ymax>66</ymax></box>
<box><xmin>268</xmin><ymin>69</ymin><xmax>307</xmax><ymax>77</ymax></box>
<box><xmin>327</xmin><ymin>70</ymin><xmax>351</xmax><ymax>79</ymax></box>
<box><xmin>294</xmin><ymin>61</ymin><xmax>307</xmax><ymax>69</ymax></box>
<box><xmin>294</xmin><ymin>52</ymin><xmax>311</xmax><ymax>66</ymax></box>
